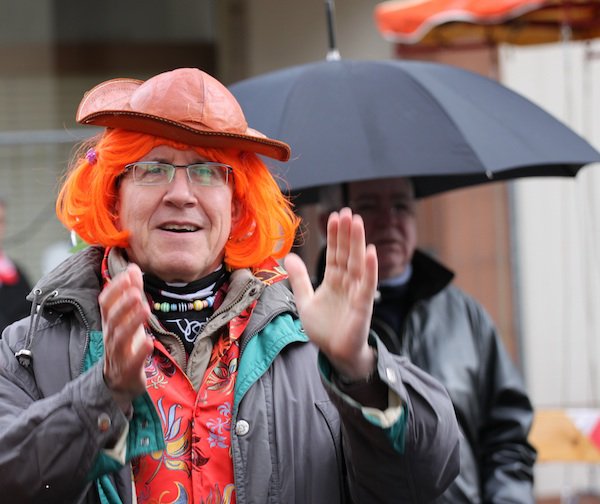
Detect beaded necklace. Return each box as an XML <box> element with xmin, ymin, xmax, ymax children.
<box><xmin>143</xmin><ymin>267</ymin><xmax>227</xmax><ymax>354</ymax></box>
<box><xmin>153</xmin><ymin>294</ymin><xmax>216</xmax><ymax>314</ymax></box>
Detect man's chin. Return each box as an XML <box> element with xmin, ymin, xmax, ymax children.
<box><xmin>377</xmin><ymin>256</ymin><xmax>408</xmax><ymax>280</ymax></box>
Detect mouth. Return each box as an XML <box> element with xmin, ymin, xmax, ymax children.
<box><xmin>375</xmin><ymin>237</ymin><xmax>401</xmax><ymax>246</ymax></box>
<box><xmin>159</xmin><ymin>223</ymin><xmax>200</xmax><ymax>233</ymax></box>
<box><xmin>374</xmin><ymin>239</ymin><xmax>405</xmax><ymax>252</ymax></box>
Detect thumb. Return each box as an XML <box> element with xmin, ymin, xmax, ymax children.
<box><xmin>284</xmin><ymin>253</ymin><xmax>314</xmax><ymax>311</ymax></box>
<box><xmin>127</xmin><ymin>263</ymin><xmax>144</xmax><ymax>291</ymax></box>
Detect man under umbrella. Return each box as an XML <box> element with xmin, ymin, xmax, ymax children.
<box><xmin>317</xmin><ymin>177</ymin><xmax>536</xmax><ymax>503</ymax></box>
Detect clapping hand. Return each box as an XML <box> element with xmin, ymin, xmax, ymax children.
<box><xmin>285</xmin><ymin>208</ymin><xmax>378</xmax><ymax>380</ymax></box>
<box><xmin>98</xmin><ymin>264</ymin><xmax>153</xmax><ymax>405</ymax></box>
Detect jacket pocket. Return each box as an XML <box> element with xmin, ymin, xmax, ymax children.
<box><xmin>315</xmin><ymin>399</ymin><xmax>348</xmax><ymax>502</ymax></box>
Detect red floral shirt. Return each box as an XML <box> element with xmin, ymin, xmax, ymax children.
<box><xmin>132</xmin><ymin>259</ymin><xmax>287</xmax><ymax>504</ymax></box>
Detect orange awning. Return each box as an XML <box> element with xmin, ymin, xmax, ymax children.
<box><xmin>374</xmin><ymin>0</ymin><xmax>600</xmax><ymax>48</ymax></box>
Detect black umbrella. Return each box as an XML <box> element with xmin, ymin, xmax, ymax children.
<box><xmin>229</xmin><ymin>59</ymin><xmax>600</xmax><ymax>199</ymax></box>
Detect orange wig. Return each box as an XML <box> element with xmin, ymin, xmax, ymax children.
<box><xmin>56</xmin><ymin>129</ymin><xmax>301</xmax><ymax>270</ymax></box>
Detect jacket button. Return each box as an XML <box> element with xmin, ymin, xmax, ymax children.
<box><xmin>235</xmin><ymin>420</ymin><xmax>250</xmax><ymax>436</ymax></box>
<box><xmin>385</xmin><ymin>367</ymin><xmax>397</xmax><ymax>384</ymax></box>
<box><xmin>97</xmin><ymin>413</ymin><xmax>111</xmax><ymax>432</ymax></box>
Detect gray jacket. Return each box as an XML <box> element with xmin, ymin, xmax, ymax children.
<box><xmin>0</xmin><ymin>247</ymin><xmax>460</xmax><ymax>503</ymax></box>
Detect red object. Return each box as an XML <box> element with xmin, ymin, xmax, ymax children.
<box><xmin>0</xmin><ymin>254</ymin><xmax>19</xmax><ymax>285</ymax></box>
<box><xmin>590</xmin><ymin>417</ymin><xmax>600</xmax><ymax>451</ymax></box>
<box><xmin>374</xmin><ymin>0</ymin><xmax>600</xmax><ymax>48</ymax></box>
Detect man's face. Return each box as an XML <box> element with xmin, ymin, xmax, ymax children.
<box><xmin>348</xmin><ymin>177</ymin><xmax>418</xmax><ymax>281</ymax></box>
<box><xmin>116</xmin><ymin>145</ymin><xmax>237</xmax><ymax>283</ymax></box>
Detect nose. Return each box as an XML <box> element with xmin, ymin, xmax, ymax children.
<box><xmin>163</xmin><ymin>167</ymin><xmax>197</xmax><ymax>206</ymax></box>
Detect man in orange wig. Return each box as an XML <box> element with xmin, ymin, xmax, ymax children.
<box><xmin>0</xmin><ymin>68</ymin><xmax>459</xmax><ymax>503</ymax></box>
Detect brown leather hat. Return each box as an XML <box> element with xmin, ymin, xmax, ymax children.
<box><xmin>76</xmin><ymin>68</ymin><xmax>290</xmax><ymax>162</ymax></box>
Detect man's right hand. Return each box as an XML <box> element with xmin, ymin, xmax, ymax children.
<box><xmin>98</xmin><ymin>264</ymin><xmax>153</xmax><ymax>407</ymax></box>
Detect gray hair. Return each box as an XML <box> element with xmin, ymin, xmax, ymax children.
<box><xmin>318</xmin><ymin>177</ymin><xmax>416</xmax><ymax>213</ymax></box>
<box><xmin>317</xmin><ymin>183</ymin><xmax>344</xmax><ymax>214</ymax></box>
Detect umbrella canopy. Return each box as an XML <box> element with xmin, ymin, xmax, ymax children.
<box><xmin>374</xmin><ymin>0</ymin><xmax>600</xmax><ymax>48</ymax></box>
<box><xmin>229</xmin><ymin>59</ymin><xmax>600</xmax><ymax>199</ymax></box>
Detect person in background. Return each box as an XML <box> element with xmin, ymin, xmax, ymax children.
<box><xmin>317</xmin><ymin>177</ymin><xmax>536</xmax><ymax>503</ymax></box>
<box><xmin>0</xmin><ymin>68</ymin><xmax>460</xmax><ymax>503</ymax></box>
<box><xmin>0</xmin><ymin>196</ymin><xmax>31</xmax><ymax>335</ymax></box>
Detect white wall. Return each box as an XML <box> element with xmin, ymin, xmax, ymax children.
<box><xmin>500</xmin><ymin>40</ymin><xmax>600</xmax><ymax>497</ymax></box>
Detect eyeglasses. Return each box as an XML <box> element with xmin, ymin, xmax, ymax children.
<box><xmin>123</xmin><ymin>162</ymin><xmax>233</xmax><ymax>187</ymax></box>
<box><xmin>350</xmin><ymin>197</ymin><xmax>415</xmax><ymax>218</ymax></box>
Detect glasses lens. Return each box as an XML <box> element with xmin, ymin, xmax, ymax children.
<box><xmin>132</xmin><ymin>163</ymin><xmax>172</xmax><ymax>185</ymax></box>
<box><xmin>188</xmin><ymin>163</ymin><xmax>230</xmax><ymax>186</ymax></box>
<box><xmin>351</xmin><ymin>197</ymin><xmax>415</xmax><ymax>218</ymax></box>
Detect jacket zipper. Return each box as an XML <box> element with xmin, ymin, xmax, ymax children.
<box><xmin>43</xmin><ymin>296</ymin><xmax>92</xmax><ymax>375</ymax></box>
<box><xmin>239</xmin><ymin>306</ymin><xmax>291</xmax><ymax>356</ymax></box>
<box><xmin>203</xmin><ymin>281</ymin><xmax>261</xmax><ymax>357</ymax></box>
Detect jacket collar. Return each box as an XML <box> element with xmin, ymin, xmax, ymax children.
<box><xmin>29</xmin><ymin>246</ymin><xmax>105</xmax><ymax>330</ymax></box>
<box><xmin>407</xmin><ymin>249</ymin><xmax>455</xmax><ymax>305</ymax></box>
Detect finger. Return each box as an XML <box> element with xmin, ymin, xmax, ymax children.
<box><xmin>284</xmin><ymin>253</ymin><xmax>314</xmax><ymax>311</ymax></box>
<box><xmin>99</xmin><ymin>263</ymin><xmax>144</xmax><ymax>302</ymax></box>
<box><xmin>324</xmin><ymin>212</ymin><xmax>341</xmax><ymax>285</ymax></box>
<box><xmin>100</xmin><ymin>264</ymin><xmax>149</xmax><ymax>331</ymax></box>
<box><xmin>325</xmin><ymin>211</ymin><xmax>339</xmax><ymax>268</ymax></box>
<box><xmin>347</xmin><ymin>213</ymin><xmax>366</xmax><ymax>281</ymax></box>
<box><xmin>335</xmin><ymin>208</ymin><xmax>353</xmax><ymax>268</ymax></box>
<box><xmin>127</xmin><ymin>263</ymin><xmax>146</xmax><ymax>291</ymax></box>
<box><xmin>129</xmin><ymin>328</ymin><xmax>154</xmax><ymax>366</ymax></box>
<box><xmin>103</xmin><ymin>285</ymin><xmax>149</xmax><ymax>331</ymax></box>
<box><xmin>99</xmin><ymin>268</ymin><xmax>142</xmax><ymax>324</ymax></box>
<box><xmin>98</xmin><ymin>273</ymin><xmax>131</xmax><ymax>318</ymax></box>
<box><xmin>362</xmin><ymin>244</ymin><xmax>379</xmax><ymax>300</ymax></box>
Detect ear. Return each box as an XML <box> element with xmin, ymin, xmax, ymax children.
<box><xmin>231</xmin><ymin>198</ymin><xmax>242</xmax><ymax>229</ymax></box>
<box><xmin>113</xmin><ymin>190</ymin><xmax>123</xmax><ymax>231</ymax></box>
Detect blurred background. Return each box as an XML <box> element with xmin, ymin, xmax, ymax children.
<box><xmin>1</xmin><ymin>1</ymin><xmax>600</xmax><ymax>501</ymax></box>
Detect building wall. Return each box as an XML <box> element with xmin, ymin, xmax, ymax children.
<box><xmin>0</xmin><ymin>0</ymin><xmax>217</xmax><ymax>283</ymax></box>
<box><xmin>501</xmin><ymin>41</ymin><xmax>600</xmax><ymax>498</ymax></box>
<box><xmin>217</xmin><ymin>0</ymin><xmax>391</xmax><ymax>82</ymax></box>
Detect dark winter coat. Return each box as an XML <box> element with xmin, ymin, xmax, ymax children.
<box><xmin>373</xmin><ymin>250</ymin><xmax>536</xmax><ymax>503</ymax></box>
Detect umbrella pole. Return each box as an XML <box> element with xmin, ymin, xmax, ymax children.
<box><xmin>325</xmin><ymin>0</ymin><xmax>341</xmax><ymax>61</ymax></box>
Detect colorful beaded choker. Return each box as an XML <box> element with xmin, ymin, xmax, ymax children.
<box><xmin>153</xmin><ymin>294</ymin><xmax>216</xmax><ymax>313</ymax></box>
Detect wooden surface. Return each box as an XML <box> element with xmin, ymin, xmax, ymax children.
<box><xmin>530</xmin><ymin>409</ymin><xmax>600</xmax><ymax>463</ymax></box>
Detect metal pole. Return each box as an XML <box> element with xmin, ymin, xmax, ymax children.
<box><xmin>325</xmin><ymin>0</ymin><xmax>341</xmax><ymax>60</ymax></box>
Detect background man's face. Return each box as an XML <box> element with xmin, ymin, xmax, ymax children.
<box><xmin>348</xmin><ymin>177</ymin><xmax>418</xmax><ymax>281</ymax></box>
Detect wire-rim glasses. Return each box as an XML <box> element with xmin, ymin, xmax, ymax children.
<box><xmin>123</xmin><ymin>161</ymin><xmax>233</xmax><ymax>187</ymax></box>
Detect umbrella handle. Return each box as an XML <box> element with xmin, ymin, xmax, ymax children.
<box><xmin>325</xmin><ymin>0</ymin><xmax>341</xmax><ymax>61</ymax></box>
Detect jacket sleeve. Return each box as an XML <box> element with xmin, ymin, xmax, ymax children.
<box><xmin>320</xmin><ymin>335</ymin><xmax>460</xmax><ymax>503</ymax></box>
<box><xmin>0</xmin><ymin>319</ymin><xmax>130</xmax><ymax>502</ymax></box>
<box><xmin>474</xmin><ymin>304</ymin><xmax>537</xmax><ymax>503</ymax></box>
